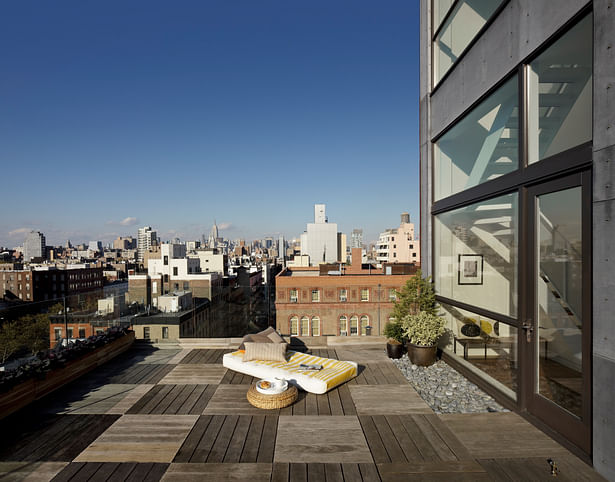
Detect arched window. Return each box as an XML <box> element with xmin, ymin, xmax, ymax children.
<box><xmin>350</xmin><ymin>315</ymin><xmax>359</xmax><ymax>336</ymax></box>
<box><xmin>360</xmin><ymin>315</ymin><xmax>369</xmax><ymax>335</ymax></box>
<box><xmin>311</xmin><ymin>317</ymin><xmax>320</xmax><ymax>336</ymax></box>
<box><xmin>290</xmin><ymin>316</ymin><xmax>299</xmax><ymax>336</ymax></box>
<box><xmin>300</xmin><ymin>316</ymin><xmax>310</xmax><ymax>336</ymax></box>
<box><xmin>339</xmin><ymin>315</ymin><xmax>348</xmax><ymax>335</ymax></box>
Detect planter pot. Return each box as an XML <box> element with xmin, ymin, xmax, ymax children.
<box><xmin>386</xmin><ymin>343</ymin><xmax>404</xmax><ymax>359</ymax></box>
<box><xmin>406</xmin><ymin>342</ymin><xmax>437</xmax><ymax>367</ymax></box>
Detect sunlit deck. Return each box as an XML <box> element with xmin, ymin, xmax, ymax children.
<box><xmin>0</xmin><ymin>343</ymin><xmax>603</xmax><ymax>481</ymax></box>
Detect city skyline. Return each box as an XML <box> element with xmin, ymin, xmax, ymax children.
<box><xmin>0</xmin><ymin>1</ymin><xmax>420</xmax><ymax>248</ymax></box>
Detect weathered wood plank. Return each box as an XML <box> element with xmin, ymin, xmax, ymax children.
<box><xmin>341</xmin><ymin>463</ymin><xmax>362</xmax><ymax>482</ymax></box>
<box><xmin>126</xmin><ymin>385</ymin><xmax>163</xmax><ymax>414</ymax></box>
<box><xmin>307</xmin><ymin>463</ymin><xmax>326</xmax><ymax>482</ymax></box>
<box><xmin>190</xmin><ymin>415</ymin><xmax>225</xmax><ymax>463</ymax></box>
<box><xmin>323</xmin><ymin>463</ymin><xmax>344</xmax><ymax>482</ymax></box>
<box><xmin>358</xmin><ymin>416</ymin><xmax>390</xmax><ymax>464</ymax></box>
<box><xmin>188</xmin><ymin>384</ymin><xmax>217</xmax><ymax>414</ymax></box>
<box><xmin>305</xmin><ymin>392</ymin><xmax>318</xmax><ymax>416</ymax></box>
<box><xmin>257</xmin><ymin>415</ymin><xmax>278</xmax><ymax>463</ymax></box>
<box><xmin>271</xmin><ymin>462</ymin><xmax>290</xmax><ymax>482</ymax></box>
<box><xmin>372</xmin><ymin>415</ymin><xmax>406</xmax><ymax>463</ymax></box>
<box><xmin>224</xmin><ymin>415</ymin><xmax>252</xmax><ymax>463</ymax></box>
<box><xmin>337</xmin><ymin>384</ymin><xmax>356</xmax><ymax>415</ymax></box>
<box><xmin>316</xmin><ymin>394</ymin><xmax>331</xmax><ymax>416</ymax></box>
<box><xmin>384</xmin><ymin>415</ymin><xmax>422</xmax><ymax>462</ymax></box>
<box><xmin>173</xmin><ymin>415</ymin><xmax>213</xmax><ymax>463</ymax></box>
<box><xmin>327</xmin><ymin>388</ymin><xmax>344</xmax><ymax>416</ymax></box>
<box><xmin>207</xmin><ymin>415</ymin><xmax>239</xmax><ymax>463</ymax></box>
<box><xmin>289</xmin><ymin>463</ymin><xmax>307</xmax><ymax>482</ymax></box>
<box><xmin>413</xmin><ymin>415</ymin><xmax>457</xmax><ymax>461</ymax></box>
<box><xmin>87</xmin><ymin>462</ymin><xmax>120</xmax><ymax>482</ymax></box>
<box><xmin>50</xmin><ymin>462</ymin><xmax>86</xmax><ymax>482</ymax></box>
<box><xmin>398</xmin><ymin>415</ymin><xmax>439</xmax><ymax>461</ymax></box>
<box><xmin>359</xmin><ymin>463</ymin><xmax>381</xmax><ymax>481</ymax></box>
<box><xmin>241</xmin><ymin>415</ymin><xmax>265</xmax><ymax>463</ymax></box>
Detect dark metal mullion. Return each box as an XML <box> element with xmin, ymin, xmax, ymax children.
<box><xmin>581</xmin><ymin>169</ymin><xmax>592</xmax><ymax>433</ymax></box>
<box><xmin>431</xmin><ymin>142</ymin><xmax>593</xmax><ymax>215</ymax></box>
<box><xmin>435</xmin><ymin>295</ymin><xmax>518</xmax><ymax>327</ymax></box>
<box><xmin>432</xmin><ymin>0</ymin><xmax>460</xmax><ymax>40</ymax></box>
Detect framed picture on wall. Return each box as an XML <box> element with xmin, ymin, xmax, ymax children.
<box><xmin>458</xmin><ymin>254</ymin><xmax>483</xmax><ymax>285</ymax></box>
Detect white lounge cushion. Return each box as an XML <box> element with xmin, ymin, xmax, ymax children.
<box><xmin>223</xmin><ymin>350</ymin><xmax>358</xmax><ymax>395</ymax></box>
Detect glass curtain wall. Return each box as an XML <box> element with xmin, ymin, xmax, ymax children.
<box><xmin>527</xmin><ymin>15</ymin><xmax>592</xmax><ymax>163</ymax></box>
<box><xmin>435</xmin><ymin>193</ymin><xmax>518</xmax><ymax>317</ymax></box>
<box><xmin>434</xmin><ymin>76</ymin><xmax>518</xmax><ymax>201</ymax></box>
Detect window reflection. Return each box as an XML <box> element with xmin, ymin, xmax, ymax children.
<box><xmin>527</xmin><ymin>15</ymin><xmax>592</xmax><ymax>163</ymax></box>
<box><xmin>435</xmin><ymin>193</ymin><xmax>518</xmax><ymax>317</ymax></box>
<box><xmin>434</xmin><ymin>0</ymin><xmax>504</xmax><ymax>84</ymax></box>
<box><xmin>435</xmin><ymin>77</ymin><xmax>518</xmax><ymax>201</ymax></box>
<box><xmin>440</xmin><ymin>303</ymin><xmax>518</xmax><ymax>398</ymax></box>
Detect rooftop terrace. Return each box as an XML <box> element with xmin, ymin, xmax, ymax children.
<box><xmin>0</xmin><ymin>341</ymin><xmax>603</xmax><ymax>481</ymax></box>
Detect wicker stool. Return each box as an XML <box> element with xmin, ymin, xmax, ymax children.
<box><xmin>247</xmin><ymin>383</ymin><xmax>298</xmax><ymax>409</ymax></box>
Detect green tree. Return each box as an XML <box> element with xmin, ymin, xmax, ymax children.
<box><xmin>0</xmin><ymin>321</ymin><xmax>21</xmax><ymax>364</ymax></box>
<box><xmin>392</xmin><ymin>269</ymin><xmax>437</xmax><ymax>321</ymax></box>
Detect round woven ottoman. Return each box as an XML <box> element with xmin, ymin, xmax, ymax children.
<box><xmin>247</xmin><ymin>383</ymin><xmax>298</xmax><ymax>409</ymax></box>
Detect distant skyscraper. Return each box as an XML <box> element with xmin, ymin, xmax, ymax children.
<box><xmin>351</xmin><ymin>229</ymin><xmax>363</xmax><ymax>249</ymax></box>
<box><xmin>300</xmin><ymin>204</ymin><xmax>339</xmax><ymax>265</ymax></box>
<box><xmin>137</xmin><ymin>226</ymin><xmax>157</xmax><ymax>262</ymax></box>
<box><xmin>23</xmin><ymin>231</ymin><xmax>46</xmax><ymax>261</ymax></box>
<box><xmin>208</xmin><ymin>221</ymin><xmax>219</xmax><ymax>247</ymax></box>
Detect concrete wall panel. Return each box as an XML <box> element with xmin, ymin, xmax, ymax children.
<box><xmin>592</xmin><ymin>353</ymin><xmax>615</xmax><ymax>480</ymax></box>
<box><xmin>593</xmin><ymin>145</ymin><xmax>615</xmax><ymax>203</ymax></box>
<box><xmin>594</xmin><ymin>0</ymin><xmax>615</xmax><ymax>151</ymax></box>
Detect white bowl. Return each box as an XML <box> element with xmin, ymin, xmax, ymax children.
<box><xmin>255</xmin><ymin>378</ymin><xmax>288</xmax><ymax>395</ymax></box>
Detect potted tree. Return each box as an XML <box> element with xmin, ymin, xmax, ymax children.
<box><xmin>401</xmin><ymin>311</ymin><xmax>446</xmax><ymax>366</ymax></box>
<box><xmin>382</xmin><ymin>319</ymin><xmax>405</xmax><ymax>359</ymax></box>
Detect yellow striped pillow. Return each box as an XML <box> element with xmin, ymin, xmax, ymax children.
<box><xmin>242</xmin><ymin>342</ymin><xmax>288</xmax><ymax>362</ymax></box>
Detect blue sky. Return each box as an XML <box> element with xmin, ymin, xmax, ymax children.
<box><xmin>0</xmin><ymin>1</ymin><xmax>420</xmax><ymax>247</ymax></box>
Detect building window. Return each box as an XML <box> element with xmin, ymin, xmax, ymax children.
<box><xmin>164</xmin><ymin>256</ymin><xmax>168</xmax><ymax>265</ymax></box>
<box><xmin>339</xmin><ymin>289</ymin><xmax>347</xmax><ymax>302</ymax></box>
<box><xmin>173</xmin><ymin>267</ymin><xmax>178</xmax><ymax>276</ymax></box>
<box><xmin>435</xmin><ymin>192</ymin><xmax>518</xmax><ymax>317</ymax></box>
<box><xmin>350</xmin><ymin>316</ymin><xmax>359</xmax><ymax>336</ymax></box>
<box><xmin>311</xmin><ymin>289</ymin><xmax>320</xmax><ymax>302</ymax></box>
<box><xmin>143</xmin><ymin>326</ymin><xmax>150</xmax><ymax>339</ymax></box>
<box><xmin>300</xmin><ymin>316</ymin><xmax>310</xmax><ymax>336</ymax></box>
<box><xmin>162</xmin><ymin>327</ymin><xmax>169</xmax><ymax>339</ymax></box>
<box><xmin>389</xmin><ymin>289</ymin><xmax>397</xmax><ymax>302</ymax></box>
<box><xmin>290</xmin><ymin>289</ymin><xmax>298</xmax><ymax>303</ymax></box>
<box><xmin>339</xmin><ymin>315</ymin><xmax>348</xmax><ymax>335</ymax></box>
<box><xmin>184</xmin><ymin>282</ymin><xmax>189</xmax><ymax>290</ymax></box>
<box><xmin>54</xmin><ymin>328</ymin><xmax>62</xmax><ymax>341</ymax></box>
<box><xmin>434</xmin><ymin>0</ymin><xmax>505</xmax><ymax>84</ymax></box>
<box><xmin>67</xmin><ymin>327</ymin><xmax>73</xmax><ymax>339</ymax></box>
<box><xmin>527</xmin><ymin>14</ymin><xmax>592</xmax><ymax>164</ymax></box>
<box><xmin>360</xmin><ymin>289</ymin><xmax>369</xmax><ymax>302</ymax></box>
<box><xmin>164</xmin><ymin>274</ymin><xmax>169</xmax><ymax>282</ymax></box>
<box><xmin>152</xmin><ymin>281</ymin><xmax>158</xmax><ymax>293</ymax></box>
<box><xmin>79</xmin><ymin>328</ymin><xmax>86</xmax><ymax>338</ymax></box>
<box><xmin>311</xmin><ymin>317</ymin><xmax>320</xmax><ymax>336</ymax></box>
<box><xmin>174</xmin><ymin>283</ymin><xmax>179</xmax><ymax>291</ymax></box>
<box><xmin>290</xmin><ymin>316</ymin><xmax>299</xmax><ymax>336</ymax></box>
<box><xmin>360</xmin><ymin>315</ymin><xmax>369</xmax><ymax>335</ymax></box>
<box><xmin>434</xmin><ymin>76</ymin><xmax>518</xmax><ymax>201</ymax></box>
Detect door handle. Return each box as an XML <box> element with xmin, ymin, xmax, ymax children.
<box><xmin>522</xmin><ymin>320</ymin><xmax>534</xmax><ymax>343</ymax></box>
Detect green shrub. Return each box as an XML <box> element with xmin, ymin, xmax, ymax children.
<box><xmin>401</xmin><ymin>311</ymin><xmax>446</xmax><ymax>347</ymax></box>
<box><xmin>392</xmin><ymin>269</ymin><xmax>437</xmax><ymax>321</ymax></box>
<box><xmin>383</xmin><ymin>319</ymin><xmax>405</xmax><ymax>344</ymax></box>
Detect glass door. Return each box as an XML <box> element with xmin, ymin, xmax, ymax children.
<box><xmin>525</xmin><ymin>172</ymin><xmax>591</xmax><ymax>453</ymax></box>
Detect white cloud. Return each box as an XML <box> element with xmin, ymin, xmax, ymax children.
<box><xmin>8</xmin><ymin>228</ymin><xmax>30</xmax><ymax>237</ymax></box>
<box><xmin>218</xmin><ymin>222</ymin><xmax>233</xmax><ymax>230</ymax></box>
<box><xmin>119</xmin><ymin>217</ymin><xmax>138</xmax><ymax>226</ymax></box>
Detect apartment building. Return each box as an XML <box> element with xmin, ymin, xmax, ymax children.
<box><xmin>275</xmin><ymin>248</ymin><xmax>417</xmax><ymax>337</ymax></box>
<box><xmin>419</xmin><ymin>1</ymin><xmax>613</xmax><ymax>475</ymax></box>
<box><xmin>376</xmin><ymin>213</ymin><xmax>420</xmax><ymax>264</ymax></box>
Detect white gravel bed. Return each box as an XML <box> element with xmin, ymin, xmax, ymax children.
<box><xmin>391</xmin><ymin>354</ymin><xmax>509</xmax><ymax>414</ymax></box>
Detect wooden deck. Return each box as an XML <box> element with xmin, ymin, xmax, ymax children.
<box><xmin>0</xmin><ymin>345</ymin><xmax>604</xmax><ymax>481</ymax></box>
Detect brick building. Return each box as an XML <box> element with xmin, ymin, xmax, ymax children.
<box><xmin>1</xmin><ymin>264</ymin><xmax>103</xmax><ymax>302</ymax></box>
<box><xmin>275</xmin><ymin>248</ymin><xmax>417</xmax><ymax>337</ymax></box>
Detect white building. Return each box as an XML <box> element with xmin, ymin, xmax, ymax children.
<box><xmin>137</xmin><ymin>226</ymin><xmax>157</xmax><ymax>262</ymax></box>
<box><xmin>189</xmin><ymin>248</ymin><xmax>227</xmax><ymax>274</ymax></box>
<box><xmin>300</xmin><ymin>204</ymin><xmax>339</xmax><ymax>265</ymax></box>
<box><xmin>156</xmin><ymin>291</ymin><xmax>192</xmax><ymax>313</ymax></box>
<box><xmin>23</xmin><ymin>231</ymin><xmax>46</xmax><ymax>261</ymax></box>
